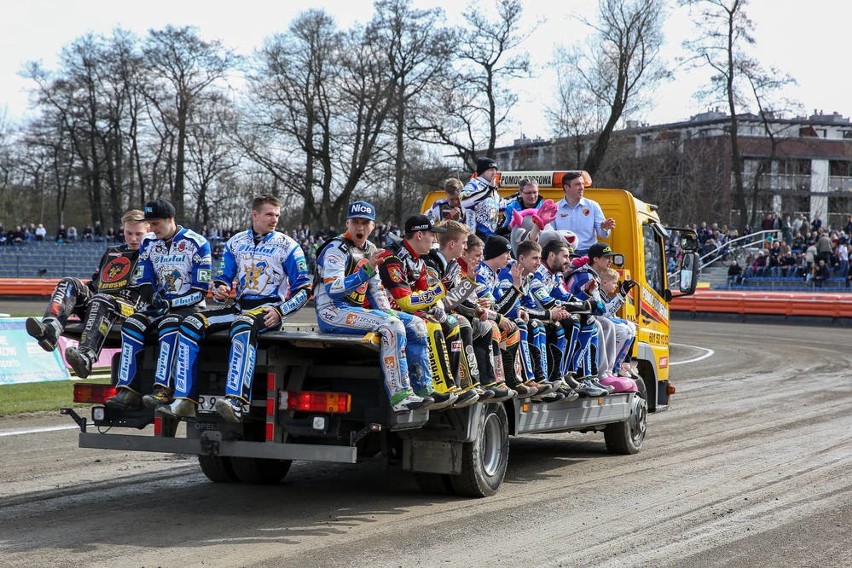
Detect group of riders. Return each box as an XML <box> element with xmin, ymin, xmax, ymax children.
<box><xmin>25</xmin><ymin>157</ymin><xmax>641</xmax><ymax>420</ymax></box>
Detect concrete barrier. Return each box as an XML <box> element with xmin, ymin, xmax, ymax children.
<box><xmin>670</xmin><ymin>290</ymin><xmax>852</xmax><ymax>319</ymax></box>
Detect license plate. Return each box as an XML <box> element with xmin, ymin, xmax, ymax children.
<box><xmin>197</xmin><ymin>394</ymin><xmax>249</xmax><ymax>414</ymax></box>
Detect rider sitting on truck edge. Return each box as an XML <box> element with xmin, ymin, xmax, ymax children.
<box><xmin>158</xmin><ymin>194</ymin><xmax>313</xmax><ymax>422</ymax></box>
<box><xmin>313</xmin><ymin>201</ymin><xmax>434</xmax><ymax>413</ymax></box>
<box><xmin>474</xmin><ymin>235</ymin><xmax>532</xmax><ymax>400</ymax></box>
<box><xmin>598</xmin><ymin>266</ymin><xmax>640</xmax><ymax>379</ymax></box>
<box><xmin>26</xmin><ymin>210</ymin><xmax>150</xmax><ymax>378</ymax></box>
<box><xmin>494</xmin><ymin>238</ymin><xmax>558</xmax><ymax>399</ymax></box>
<box><xmin>106</xmin><ymin>199</ymin><xmax>212</xmax><ymax>411</ymax></box>
<box><xmin>567</xmin><ymin>243</ymin><xmax>637</xmax><ymax>394</ymax></box>
<box><xmin>379</xmin><ymin>214</ymin><xmax>479</xmax><ymax>410</ymax></box>
<box><xmin>523</xmin><ymin>235</ymin><xmax>608</xmax><ymax>398</ymax></box>
<box><xmin>422</xmin><ymin>219</ymin><xmax>493</xmax><ymax>406</ymax></box>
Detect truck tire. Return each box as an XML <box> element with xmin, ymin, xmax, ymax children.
<box><xmin>414</xmin><ymin>473</ymin><xmax>456</xmax><ymax>496</ymax></box>
<box><xmin>230</xmin><ymin>457</ymin><xmax>292</xmax><ymax>484</ymax></box>
<box><xmin>450</xmin><ymin>404</ymin><xmax>509</xmax><ymax>498</ymax></box>
<box><xmin>197</xmin><ymin>455</ymin><xmax>238</xmax><ymax>483</ymax></box>
<box><xmin>604</xmin><ymin>392</ymin><xmax>647</xmax><ymax>455</ymax></box>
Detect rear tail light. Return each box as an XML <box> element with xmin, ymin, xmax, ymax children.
<box><xmin>280</xmin><ymin>391</ymin><xmax>351</xmax><ymax>414</ymax></box>
<box><xmin>73</xmin><ymin>383</ymin><xmax>117</xmax><ymax>404</ymax></box>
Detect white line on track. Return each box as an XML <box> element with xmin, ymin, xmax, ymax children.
<box><xmin>669</xmin><ymin>342</ymin><xmax>715</xmax><ymax>365</ymax></box>
<box><xmin>0</xmin><ymin>424</ymin><xmax>78</xmax><ymax>438</ymax></box>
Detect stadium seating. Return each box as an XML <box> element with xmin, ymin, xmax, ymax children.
<box><xmin>0</xmin><ymin>241</ymin><xmax>223</xmax><ymax>279</ymax></box>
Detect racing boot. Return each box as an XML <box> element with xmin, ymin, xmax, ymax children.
<box><xmin>142</xmin><ymin>386</ymin><xmax>174</xmax><ymax>409</ymax></box>
<box><xmin>574</xmin><ymin>377</ymin><xmax>608</xmax><ymax>397</ymax></box>
<box><xmin>215</xmin><ymin>396</ymin><xmax>247</xmax><ymax>423</ymax></box>
<box><xmin>26</xmin><ymin>317</ymin><xmax>60</xmax><ymax>352</ymax></box>
<box><xmin>65</xmin><ymin>345</ymin><xmax>96</xmax><ymax>379</ymax></box>
<box><xmin>452</xmin><ymin>388</ymin><xmax>480</xmax><ymax>409</ymax></box>
<box><xmin>105</xmin><ymin>388</ymin><xmax>143</xmax><ymax>410</ymax></box>
<box><xmin>474</xmin><ymin>385</ymin><xmax>495</xmax><ymax>402</ymax></box>
<box><xmin>420</xmin><ymin>390</ymin><xmax>458</xmax><ymax>411</ymax></box>
<box><xmin>483</xmin><ymin>383</ymin><xmax>516</xmax><ymax>403</ymax></box>
<box><xmin>392</xmin><ymin>393</ymin><xmax>434</xmax><ymax>413</ymax></box>
<box><xmin>157</xmin><ymin>398</ymin><xmax>197</xmax><ymax>419</ymax></box>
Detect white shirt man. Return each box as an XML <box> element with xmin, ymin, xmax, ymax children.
<box><xmin>546</xmin><ymin>171</ymin><xmax>615</xmax><ymax>254</ymax></box>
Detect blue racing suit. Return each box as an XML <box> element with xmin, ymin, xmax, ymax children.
<box><xmin>566</xmin><ymin>265</ymin><xmax>607</xmax><ymax>377</ymax></box>
<box><xmin>461</xmin><ymin>176</ymin><xmax>504</xmax><ymax>239</ymax></box>
<box><xmin>116</xmin><ymin>227</ymin><xmax>211</xmax><ymax>394</ymax></box>
<box><xmin>172</xmin><ymin>228</ymin><xmax>311</xmax><ymax>403</ymax></box>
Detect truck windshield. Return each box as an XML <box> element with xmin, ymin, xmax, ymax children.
<box><xmin>642</xmin><ymin>223</ymin><xmax>666</xmax><ymax>297</ymax></box>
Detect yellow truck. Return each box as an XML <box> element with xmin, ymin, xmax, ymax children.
<box><xmin>59</xmin><ymin>170</ymin><xmax>696</xmax><ymax>499</ymax></box>
<box><xmin>421</xmin><ymin>169</ymin><xmax>699</xmax><ymax>413</ymax></box>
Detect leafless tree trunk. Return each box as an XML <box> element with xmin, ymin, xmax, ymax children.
<box><xmin>551</xmin><ymin>0</ymin><xmax>668</xmax><ymax>176</ymax></box>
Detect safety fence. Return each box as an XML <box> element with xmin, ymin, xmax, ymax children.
<box><xmin>670</xmin><ymin>290</ymin><xmax>852</xmax><ymax>319</ymax></box>
<box><xmin>2</xmin><ymin>279</ymin><xmax>851</xmax><ymax>319</ymax></box>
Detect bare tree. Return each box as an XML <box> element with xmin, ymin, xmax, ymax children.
<box><xmin>682</xmin><ymin>0</ymin><xmax>793</xmax><ymax>232</ymax></box>
<box><xmin>551</xmin><ymin>0</ymin><xmax>668</xmax><ymax>175</ymax></box>
<box><xmin>367</xmin><ymin>0</ymin><xmax>454</xmax><ymax>220</ymax></box>
<box><xmin>142</xmin><ymin>25</ymin><xmax>237</xmax><ymax>223</ymax></box>
<box><xmin>239</xmin><ymin>10</ymin><xmax>343</xmax><ymax>226</ymax></box>
<box><xmin>411</xmin><ymin>0</ymin><xmax>531</xmax><ymax>171</ymax></box>
<box><xmin>241</xmin><ymin>10</ymin><xmax>398</xmax><ymax>227</ymax></box>
<box><xmin>184</xmin><ymin>94</ymin><xmax>241</xmax><ymax>228</ymax></box>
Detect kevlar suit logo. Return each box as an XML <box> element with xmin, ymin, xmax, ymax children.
<box><xmin>345</xmin><ymin>258</ymin><xmax>371</xmax><ymax>306</ymax></box>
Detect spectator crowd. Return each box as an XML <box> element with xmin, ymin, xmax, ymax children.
<box><xmin>674</xmin><ymin>212</ymin><xmax>852</xmax><ymax>288</ymax></box>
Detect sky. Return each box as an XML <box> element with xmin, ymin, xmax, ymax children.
<box><xmin>2</xmin><ymin>0</ymin><xmax>850</xmax><ymax>148</ymax></box>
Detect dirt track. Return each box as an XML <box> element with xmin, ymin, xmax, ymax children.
<box><xmin>1</xmin><ymin>319</ymin><xmax>851</xmax><ymax>567</ymax></box>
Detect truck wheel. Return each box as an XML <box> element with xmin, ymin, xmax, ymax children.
<box><xmin>414</xmin><ymin>473</ymin><xmax>456</xmax><ymax>495</ymax></box>
<box><xmin>604</xmin><ymin>392</ymin><xmax>647</xmax><ymax>455</ymax></box>
<box><xmin>230</xmin><ymin>457</ymin><xmax>292</xmax><ymax>484</ymax></box>
<box><xmin>450</xmin><ymin>404</ymin><xmax>509</xmax><ymax>498</ymax></box>
<box><xmin>197</xmin><ymin>455</ymin><xmax>238</xmax><ymax>483</ymax></box>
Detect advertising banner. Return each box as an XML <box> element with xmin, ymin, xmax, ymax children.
<box><xmin>0</xmin><ymin>318</ymin><xmax>70</xmax><ymax>384</ymax></box>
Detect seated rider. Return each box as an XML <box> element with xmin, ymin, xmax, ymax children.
<box><xmin>314</xmin><ymin>201</ymin><xmax>434</xmax><ymax>413</ymax></box>
<box><xmin>26</xmin><ymin>210</ymin><xmax>150</xmax><ymax>378</ymax></box>
<box><xmin>158</xmin><ymin>195</ymin><xmax>312</xmax><ymax>422</ymax></box>
<box><xmin>379</xmin><ymin>214</ymin><xmax>480</xmax><ymax>409</ymax></box>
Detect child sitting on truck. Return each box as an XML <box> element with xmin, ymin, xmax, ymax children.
<box><xmin>598</xmin><ymin>267</ymin><xmax>639</xmax><ymax>378</ymax></box>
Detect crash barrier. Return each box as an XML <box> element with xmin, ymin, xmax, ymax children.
<box><xmin>670</xmin><ymin>289</ymin><xmax>852</xmax><ymax>319</ymax></box>
<box><xmin>3</xmin><ymin>279</ymin><xmax>850</xmax><ymax>319</ymax></box>
<box><xmin>0</xmin><ymin>278</ymin><xmax>230</xmax><ymax>298</ymax></box>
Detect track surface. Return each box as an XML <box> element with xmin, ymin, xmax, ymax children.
<box><xmin>1</xmin><ymin>320</ymin><xmax>851</xmax><ymax>567</ymax></box>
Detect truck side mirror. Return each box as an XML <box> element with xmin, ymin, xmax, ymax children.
<box><xmin>678</xmin><ymin>252</ymin><xmax>699</xmax><ymax>295</ymax></box>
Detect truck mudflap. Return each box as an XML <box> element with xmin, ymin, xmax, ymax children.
<box><xmin>512</xmin><ymin>393</ymin><xmax>634</xmax><ymax>435</ymax></box>
<box><xmin>76</xmin><ymin>430</ymin><xmax>358</xmax><ymax>463</ymax></box>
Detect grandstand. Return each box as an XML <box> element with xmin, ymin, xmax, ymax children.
<box><xmin>0</xmin><ymin>242</ymin><xmax>109</xmax><ymax>279</ymax></box>
<box><xmin>0</xmin><ymin>241</ymin><xmax>224</xmax><ymax>279</ymax></box>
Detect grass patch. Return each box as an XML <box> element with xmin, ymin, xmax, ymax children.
<box><xmin>0</xmin><ymin>378</ymin><xmax>110</xmax><ymax>417</ymax></box>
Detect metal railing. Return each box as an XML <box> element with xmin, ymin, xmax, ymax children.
<box><xmin>667</xmin><ymin>229</ymin><xmax>780</xmax><ymax>284</ymax></box>
<box><xmin>697</xmin><ymin>230</ymin><xmax>781</xmax><ymax>270</ymax></box>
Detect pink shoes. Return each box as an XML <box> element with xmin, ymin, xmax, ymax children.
<box><xmin>598</xmin><ymin>374</ymin><xmax>638</xmax><ymax>393</ymax></box>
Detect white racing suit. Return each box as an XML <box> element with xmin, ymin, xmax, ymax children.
<box><xmin>115</xmin><ymin>227</ymin><xmax>211</xmax><ymax>395</ymax></box>
<box><xmin>172</xmin><ymin>229</ymin><xmax>312</xmax><ymax>403</ymax></box>
<box><xmin>314</xmin><ymin>234</ymin><xmax>431</xmax><ymax>406</ymax></box>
